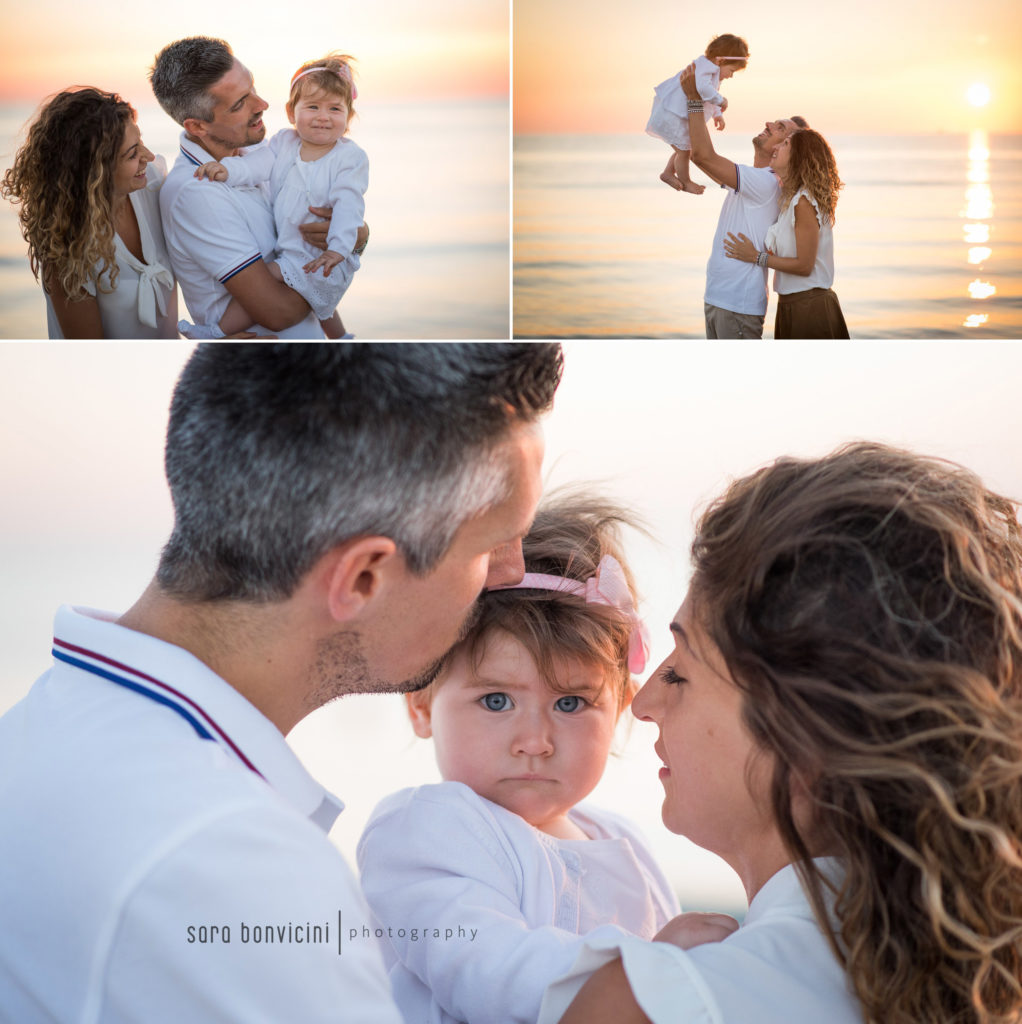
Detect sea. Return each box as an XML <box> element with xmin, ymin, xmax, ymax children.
<box><xmin>0</xmin><ymin>98</ymin><xmax>510</xmax><ymax>339</ymax></box>
<box><xmin>514</xmin><ymin>131</ymin><xmax>1022</xmax><ymax>338</ymax></box>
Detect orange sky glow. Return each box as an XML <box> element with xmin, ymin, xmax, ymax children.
<box><xmin>0</xmin><ymin>0</ymin><xmax>508</xmax><ymax>110</ymax></box>
<box><xmin>514</xmin><ymin>0</ymin><xmax>1022</xmax><ymax>135</ymax></box>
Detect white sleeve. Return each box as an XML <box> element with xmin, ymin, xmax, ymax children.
<box><xmin>694</xmin><ymin>63</ymin><xmax>725</xmax><ymax>108</ymax></box>
<box><xmin>358</xmin><ymin>787</ymin><xmax>629</xmax><ymax>1024</ymax></box>
<box><xmin>538</xmin><ymin>934</ymin><xmax>717</xmax><ymax>1024</ymax></box>
<box><xmin>218</xmin><ymin>142</ymin><xmax>276</xmax><ymax>188</ymax></box>
<box><xmin>102</xmin><ymin>802</ymin><xmax>402</xmax><ymax>1024</ymax></box>
<box><xmin>325</xmin><ymin>142</ymin><xmax>368</xmax><ymax>257</ymax></box>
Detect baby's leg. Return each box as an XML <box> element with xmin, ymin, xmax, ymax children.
<box><xmin>267</xmin><ymin>261</ymin><xmax>285</xmax><ymax>283</ymax></box>
<box><xmin>670</xmin><ymin>148</ymin><xmax>705</xmax><ymax>195</ymax></box>
<box><xmin>320</xmin><ymin>311</ymin><xmax>345</xmax><ymax>339</ymax></box>
<box><xmin>660</xmin><ymin>151</ymin><xmax>684</xmax><ymax>190</ymax></box>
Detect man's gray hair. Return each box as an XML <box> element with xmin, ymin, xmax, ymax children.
<box><xmin>150</xmin><ymin>37</ymin><xmax>235</xmax><ymax>125</ymax></box>
<box><xmin>156</xmin><ymin>343</ymin><xmax>563</xmax><ymax>602</ymax></box>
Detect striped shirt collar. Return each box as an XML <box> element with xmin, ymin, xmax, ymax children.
<box><xmin>51</xmin><ymin>605</ymin><xmax>343</xmax><ymax>833</ymax></box>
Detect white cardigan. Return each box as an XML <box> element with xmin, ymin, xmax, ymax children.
<box><xmin>357</xmin><ymin>781</ymin><xmax>679</xmax><ymax>1024</ymax></box>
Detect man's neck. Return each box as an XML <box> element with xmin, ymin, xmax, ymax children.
<box><xmin>183</xmin><ymin>132</ymin><xmax>238</xmax><ymax>164</ymax></box>
<box><xmin>118</xmin><ymin>580</ymin><xmax>308</xmax><ymax>734</ymax></box>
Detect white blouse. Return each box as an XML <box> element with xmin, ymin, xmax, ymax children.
<box><xmin>765</xmin><ymin>188</ymin><xmax>837</xmax><ymax>295</ymax></box>
<box><xmin>539</xmin><ymin>860</ymin><xmax>861</xmax><ymax>1024</ymax></box>
<box><xmin>45</xmin><ymin>159</ymin><xmax>178</xmax><ymax>338</ymax></box>
<box><xmin>357</xmin><ymin>781</ymin><xmax>679</xmax><ymax>1024</ymax></box>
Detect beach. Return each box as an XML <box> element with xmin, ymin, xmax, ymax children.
<box><xmin>514</xmin><ymin>131</ymin><xmax>1022</xmax><ymax>338</ymax></box>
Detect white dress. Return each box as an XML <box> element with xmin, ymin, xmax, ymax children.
<box><xmin>539</xmin><ymin>860</ymin><xmax>863</xmax><ymax>1024</ymax></box>
<box><xmin>645</xmin><ymin>55</ymin><xmax>724</xmax><ymax>150</ymax></box>
<box><xmin>765</xmin><ymin>188</ymin><xmax>837</xmax><ymax>294</ymax></box>
<box><xmin>220</xmin><ymin>129</ymin><xmax>368</xmax><ymax>320</ymax></box>
<box><xmin>45</xmin><ymin>159</ymin><xmax>178</xmax><ymax>338</ymax></box>
<box><xmin>357</xmin><ymin>781</ymin><xmax>680</xmax><ymax>1024</ymax></box>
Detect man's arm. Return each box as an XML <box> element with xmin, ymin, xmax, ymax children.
<box><xmin>222</xmin><ymin>260</ymin><xmax>311</xmax><ymax>333</ymax></box>
<box><xmin>680</xmin><ymin>64</ymin><xmax>738</xmax><ymax>191</ymax></box>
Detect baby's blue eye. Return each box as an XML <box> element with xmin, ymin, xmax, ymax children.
<box><xmin>481</xmin><ymin>693</ymin><xmax>511</xmax><ymax>712</ymax></box>
<box><xmin>554</xmin><ymin>695</ymin><xmax>585</xmax><ymax>713</ymax></box>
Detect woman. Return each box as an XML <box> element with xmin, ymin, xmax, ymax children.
<box><xmin>540</xmin><ymin>442</ymin><xmax>1022</xmax><ymax>1024</ymax></box>
<box><xmin>1</xmin><ymin>88</ymin><xmax>177</xmax><ymax>338</ymax></box>
<box><xmin>724</xmin><ymin>129</ymin><xmax>849</xmax><ymax>338</ymax></box>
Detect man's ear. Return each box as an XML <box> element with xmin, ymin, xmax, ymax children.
<box><xmin>405</xmin><ymin>690</ymin><xmax>433</xmax><ymax>738</ymax></box>
<box><xmin>182</xmin><ymin>116</ymin><xmax>208</xmax><ymax>140</ymax></box>
<box><xmin>322</xmin><ymin>535</ymin><xmax>399</xmax><ymax>622</ymax></box>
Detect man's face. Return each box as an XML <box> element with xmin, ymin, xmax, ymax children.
<box><xmin>309</xmin><ymin>421</ymin><xmax>546</xmax><ymax>702</ymax></box>
<box><xmin>753</xmin><ymin>118</ymin><xmax>798</xmax><ymax>155</ymax></box>
<box><xmin>199</xmin><ymin>60</ymin><xmax>268</xmax><ymax>153</ymax></box>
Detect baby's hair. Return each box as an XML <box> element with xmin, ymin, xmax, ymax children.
<box><xmin>287</xmin><ymin>53</ymin><xmax>357</xmax><ymax>124</ymax></box>
<box><xmin>445</xmin><ymin>489</ymin><xmax>646</xmax><ymax>711</ymax></box>
<box><xmin>705</xmin><ymin>33</ymin><xmax>750</xmax><ymax>68</ymax></box>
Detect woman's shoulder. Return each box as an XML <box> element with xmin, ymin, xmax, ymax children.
<box><xmin>792</xmin><ymin>189</ymin><xmax>824</xmax><ymax>226</ymax></box>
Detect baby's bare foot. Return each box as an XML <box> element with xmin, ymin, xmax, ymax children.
<box><xmin>659</xmin><ymin>171</ymin><xmax>683</xmax><ymax>190</ymax></box>
<box><xmin>678</xmin><ymin>179</ymin><xmax>705</xmax><ymax>195</ymax></box>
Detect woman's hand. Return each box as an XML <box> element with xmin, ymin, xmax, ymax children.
<box><xmin>724</xmin><ymin>232</ymin><xmax>761</xmax><ymax>263</ymax></box>
<box><xmin>654</xmin><ymin>911</ymin><xmax>740</xmax><ymax>950</ymax></box>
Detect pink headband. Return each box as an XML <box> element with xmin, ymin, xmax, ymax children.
<box><xmin>489</xmin><ymin>554</ymin><xmax>650</xmax><ymax>673</ymax></box>
<box><xmin>290</xmin><ymin>64</ymin><xmax>357</xmax><ymax>100</ymax></box>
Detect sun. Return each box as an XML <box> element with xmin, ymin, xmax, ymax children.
<box><xmin>967</xmin><ymin>83</ymin><xmax>992</xmax><ymax>107</ymax></box>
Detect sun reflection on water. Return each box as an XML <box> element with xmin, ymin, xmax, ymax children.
<box><xmin>961</xmin><ymin>129</ymin><xmax>995</xmax><ymax>328</ymax></box>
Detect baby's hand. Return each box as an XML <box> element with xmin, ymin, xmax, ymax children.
<box><xmin>713</xmin><ymin>116</ymin><xmax>726</xmax><ymax>131</ymax></box>
<box><xmin>303</xmin><ymin>249</ymin><xmax>344</xmax><ymax>277</ymax></box>
<box><xmin>654</xmin><ymin>911</ymin><xmax>740</xmax><ymax>950</ymax></box>
<box><xmin>720</xmin><ymin>97</ymin><xmax>729</xmax><ymax>112</ymax></box>
<box><xmin>194</xmin><ymin>161</ymin><xmax>229</xmax><ymax>182</ymax></box>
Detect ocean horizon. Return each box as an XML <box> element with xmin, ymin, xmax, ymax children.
<box><xmin>514</xmin><ymin>131</ymin><xmax>1022</xmax><ymax>339</ymax></box>
<box><xmin>0</xmin><ymin>97</ymin><xmax>510</xmax><ymax>339</ymax></box>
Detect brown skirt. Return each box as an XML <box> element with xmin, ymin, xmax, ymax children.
<box><xmin>774</xmin><ymin>287</ymin><xmax>850</xmax><ymax>339</ymax></box>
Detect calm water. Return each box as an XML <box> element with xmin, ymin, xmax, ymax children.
<box><xmin>0</xmin><ymin>98</ymin><xmax>510</xmax><ymax>339</ymax></box>
<box><xmin>514</xmin><ymin>132</ymin><xmax>1022</xmax><ymax>338</ymax></box>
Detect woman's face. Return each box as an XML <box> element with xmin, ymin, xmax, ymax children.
<box><xmin>770</xmin><ymin>135</ymin><xmax>792</xmax><ymax>176</ymax></box>
<box><xmin>631</xmin><ymin>592</ymin><xmax>779</xmax><ymax>866</ymax></box>
<box><xmin>112</xmin><ymin>120</ymin><xmax>154</xmax><ymax>199</ymax></box>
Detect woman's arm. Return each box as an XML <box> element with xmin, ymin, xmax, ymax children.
<box><xmin>724</xmin><ymin>196</ymin><xmax>820</xmax><ymax>276</ymax></box>
<box><xmin>557</xmin><ymin>960</ymin><xmax>652</xmax><ymax>1024</ymax></box>
<box><xmin>44</xmin><ymin>270</ymin><xmax>104</xmax><ymax>339</ymax></box>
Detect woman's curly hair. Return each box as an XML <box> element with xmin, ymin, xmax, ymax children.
<box><xmin>690</xmin><ymin>442</ymin><xmax>1022</xmax><ymax>1024</ymax></box>
<box><xmin>779</xmin><ymin>128</ymin><xmax>844</xmax><ymax>225</ymax></box>
<box><xmin>1</xmin><ymin>87</ymin><xmax>135</xmax><ymax>301</ymax></box>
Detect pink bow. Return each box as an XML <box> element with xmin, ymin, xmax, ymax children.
<box><xmin>490</xmin><ymin>554</ymin><xmax>650</xmax><ymax>673</ymax></box>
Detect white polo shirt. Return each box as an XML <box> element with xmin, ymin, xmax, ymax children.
<box><xmin>159</xmin><ymin>133</ymin><xmax>322</xmax><ymax>338</ymax></box>
<box><xmin>0</xmin><ymin>605</ymin><xmax>401</xmax><ymax>1024</ymax></box>
<box><xmin>704</xmin><ymin>164</ymin><xmax>781</xmax><ymax>317</ymax></box>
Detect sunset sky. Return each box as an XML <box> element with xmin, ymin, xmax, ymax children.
<box><xmin>0</xmin><ymin>0</ymin><xmax>508</xmax><ymax>110</ymax></box>
<box><xmin>514</xmin><ymin>0</ymin><xmax>1022</xmax><ymax>135</ymax></box>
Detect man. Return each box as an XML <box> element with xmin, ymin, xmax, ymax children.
<box><xmin>679</xmin><ymin>64</ymin><xmax>807</xmax><ymax>339</ymax></box>
<box><xmin>0</xmin><ymin>343</ymin><xmax>562</xmax><ymax>1021</ymax></box>
<box><xmin>151</xmin><ymin>37</ymin><xmax>367</xmax><ymax>338</ymax></box>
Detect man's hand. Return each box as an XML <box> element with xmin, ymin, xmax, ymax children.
<box><xmin>679</xmin><ymin>62</ymin><xmax>700</xmax><ymax>101</ymax></box>
<box><xmin>298</xmin><ymin>207</ymin><xmax>370</xmax><ymax>255</ymax></box>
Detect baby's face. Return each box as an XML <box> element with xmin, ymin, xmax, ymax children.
<box><xmin>289</xmin><ymin>87</ymin><xmax>349</xmax><ymax>145</ymax></box>
<box><xmin>409</xmin><ymin>630</ymin><xmax>621</xmax><ymax>836</ymax></box>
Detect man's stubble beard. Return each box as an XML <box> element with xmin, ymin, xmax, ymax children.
<box><xmin>305</xmin><ymin>598</ymin><xmax>485</xmax><ymax>709</ymax></box>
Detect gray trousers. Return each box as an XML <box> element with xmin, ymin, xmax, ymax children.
<box><xmin>704</xmin><ymin>303</ymin><xmax>765</xmax><ymax>339</ymax></box>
